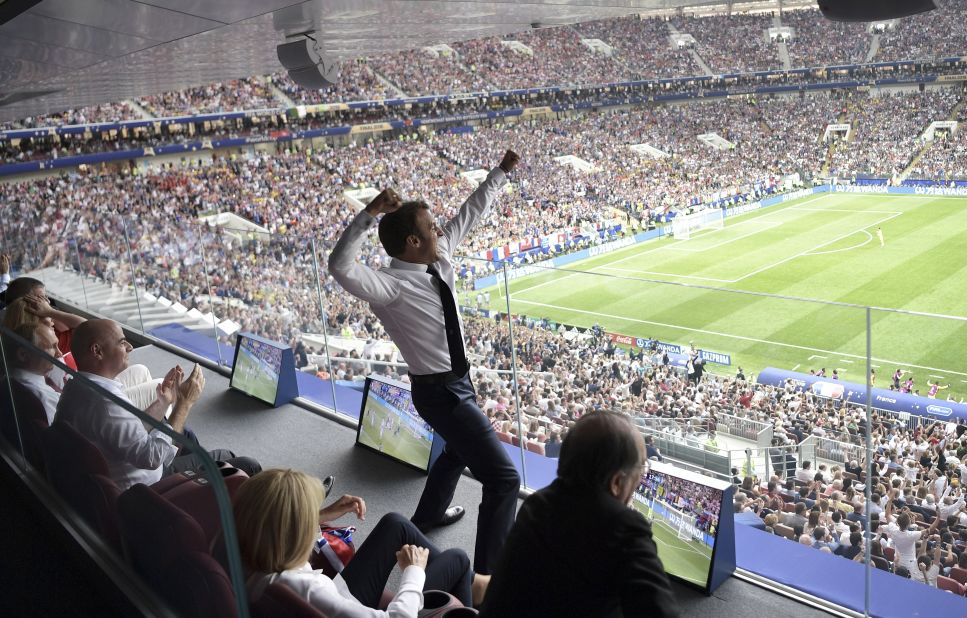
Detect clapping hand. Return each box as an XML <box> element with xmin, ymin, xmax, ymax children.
<box><xmin>150</xmin><ymin>366</ymin><xmax>182</xmax><ymax>420</ymax></box>
<box><xmin>177</xmin><ymin>363</ymin><xmax>205</xmax><ymax>405</ymax></box>
<box><xmin>365</xmin><ymin>188</ymin><xmax>403</xmax><ymax>217</ymax></box>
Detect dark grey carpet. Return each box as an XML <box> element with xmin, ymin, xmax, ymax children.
<box><xmin>129</xmin><ymin>344</ymin><xmax>835</xmax><ymax>617</ymax></box>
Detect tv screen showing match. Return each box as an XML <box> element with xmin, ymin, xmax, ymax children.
<box><xmin>356</xmin><ymin>376</ymin><xmax>436</xmax><ymax>472</ymax></box>
<box><xmin>230</xmin><ymin>335</ymin><xmax>284</xmax><ymax>405</ymax></box>
<box><xmin>633</xmin><ymin>461</ymin><xmax>727</xmax><ymax>591</ymax></box>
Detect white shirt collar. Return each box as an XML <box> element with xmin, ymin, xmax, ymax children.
<box><xmin>77</xmin><ymin>371</ymin><xmax>126</xmax><ymax>395</ymax></box>
<box><xmin>389</xmin><ymin>258</ymin><xmax>432</xmax><ymax>272</ymax></box>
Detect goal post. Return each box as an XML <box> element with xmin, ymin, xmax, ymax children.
<box><xmin>672</xmin><ymin>208</ymin><xmax>724</xmax><ymax>240</ymax></box>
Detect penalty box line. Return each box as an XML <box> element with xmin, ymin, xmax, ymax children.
<box><xmin>510</xmin><ymin>298</ymin><xmax>967</xmax><ymax>379</ymax></box>
<box><xmin>508</xmin><ymin>195</ymin><xmax>833</xmax><ymax>297</ymax></box>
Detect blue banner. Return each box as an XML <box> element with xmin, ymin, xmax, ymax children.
<box><xmin>756</xmin><ymin>367</ymin><xmax>967</xmax><ymax>422</ymax></box>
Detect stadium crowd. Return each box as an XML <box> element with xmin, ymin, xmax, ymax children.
<box><xmin>737</xmin><ymin>416</ymin><xmax>967</xmax><ymax>590</ymax></box>
<box><xmin>7</xmin><ymin>4</ymin><xmax>967</xmax><ymax>132</ymax></box>
<box><xmin>828</xmin><ymin>89</ymin><xmax>961</xmax><ymax>179</ymax></box>
<box><xmin>8</xmin><ymin>5</ymin><xmax>967</xmax><ymax>614</ymax></box>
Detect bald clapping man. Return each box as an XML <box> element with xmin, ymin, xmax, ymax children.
<box><xmin>55</xmin><ymin>319</ymin><xmax>259</xmax><ymax>490</ymax></box>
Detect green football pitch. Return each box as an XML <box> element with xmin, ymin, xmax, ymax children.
<box><xmin>632</xmin><ymin>499</ymin><xmax>713</xmax><ymax>587</ymax></box>
<box><xmin>487</xmin><ymin>193</ymin><xmax>967</xmax><ymax>398</ymax></box>
<box><xmin>231</xmin><ymin>349</ymin><xmax>278</xmax><ymax>404</ymax></box>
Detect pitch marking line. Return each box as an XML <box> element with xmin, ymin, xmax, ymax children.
<box><xmin>510</xmin><ymin>298</ymin><xmax>967</xmax><ymax>378</ymax></box>
<box><xmin>792</xmin><ymin>364</ymin><xmax>801</xmax><ymax>371</ymax></box>
<box><xmin>604</xmin><ymin>209</ymin><xmax>899</xmax><ymax>284</ymax></box>
<box><xmin>728</xmin><ymin>211</ymin><xmax>902</xmax><ymax>283</ymax></box>
<box><xmin>664</xmin><ymin>221</ymin><xmax>784</xmax><ymax>253</ymax></box>
<box><xmin>789</xmin><ymin>208</ymin><xmax>904</xmax><ymax>215</ymax></box>
<box><xmin>804</xmin><ymin>230</ymin><xmax>873</xmax><ymax>256</ymax></box>
<box><xmin>595</xmin><ymin>267</ymin><xmax>734</xmax><ymax>283</ymax></box>
<box><xmin>509</xmin><ymin>194</ymin><xmax>832</xmax><ymax>297</ymax></box>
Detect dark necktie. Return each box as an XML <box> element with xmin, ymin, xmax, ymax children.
<box><xmin>44</xmin><ymin>375</ymin><xmax>63</xmax><ymax>393</ymax></box>
<box><xmin>427</xmin><ymin>265</ymin><xmax>468</xmax><ymax>375</ymax></box>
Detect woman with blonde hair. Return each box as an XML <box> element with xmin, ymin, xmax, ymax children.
<box><xmin>235</xmin><ymin>469</ymin><xmax>484</xmax><ymax>617</ymax></box>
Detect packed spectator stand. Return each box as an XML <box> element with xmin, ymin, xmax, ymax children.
<box><xmin>6</xmin><ymin>3</ymin><xmax>967</xmax><ymax>608</ymax></box>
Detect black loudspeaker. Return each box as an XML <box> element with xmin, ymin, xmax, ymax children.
<box><xmin>817</xmin><ymin>0</ymin><xmax>937</xmax><ymax>22</ymax></box>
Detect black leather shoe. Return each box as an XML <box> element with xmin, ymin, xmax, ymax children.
<box><xmin>439</xmin><ymin>505</ymin><xmax>466</xmax><ymax>526</ymax></box>
<box><xmin>413</xmin><ymin>506</ymin><xmax>466</xmax><ymax>533</ymax></box>
<box><xmin>323</xmin><ymin>475</ymin><xmax>335</xmax><ymax>495</ymax></box>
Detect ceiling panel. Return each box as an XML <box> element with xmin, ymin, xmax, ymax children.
<box><xmin>0</xmin><ymin>0</ymin><xmax>782</xmax><ymax>122</ymax></box>
<box><xmin>0</xmin><ymin>35</ymin><xmax>108</xmax><ymax>69</ymax></box>
<box><xmin>138</xmin><ymin>0</ymin><xmax>308</xmax><ymax>24</ymax></box>
<box><xmin>0</xmin><ymin>12</ymin><xmax>158</xmax><ymax>56</ymax></box>
<box><xmin>0</xmin><ymin>56</ymin><xmax>65</xmax><ymax>90</ymax></box>
<box><xmin>28</xmin><ymin>0</ymin><xmax>225</xmax><ymax>41</ymax></box>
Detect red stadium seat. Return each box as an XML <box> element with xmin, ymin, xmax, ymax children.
<box><xmin>496</xmin><ymin>431</ymin><xmax>513</xmax><ymax>444</ymax></box>
<box><xmin>883</xmin><ymin>546</ymin><xmax>895</xmax><ymax>563</ymax></box>
<box><xmin>526</xmin><ymin>441</ymin><xmax>545</xmax><ymax>456</ymax></box>
<box><xmin>0</xmin><ymin>376</ymin><xmax>51</xmax><ymax>472</ymax></box>
<box><xmin>118</xmin><ymin>483</ymin><xmax>238</xmax><ymax>618</ymax></box>
<box><xmin>155</xmin><ymin>464</ymin><xmax>249</xmax><ymax>547</ymax></box>
<box><xmin>949</xmin><ymin>566</ymin><xmax>967</xmax><ymax>585</ymax></box>
<box><xmin>40</xmin><ymin>421</ymin><xmax>123</xmax><ymax>552</ymax></box>
<box><xmin>937</xmin><ymin>575</ymin><xmax>967</xmax><ymax>596</ymax></box>
<box><xmin>773</xmin><ymin>523</ymin><xmax>796</xmax><ymax>540</ymax></box>
<box><xmin>871</xmin><ymin>556</ymin><xmax>892</xmax><ymax>572</ymax></box>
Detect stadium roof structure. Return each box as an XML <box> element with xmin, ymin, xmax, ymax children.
<box><xmin>0</xmin><ymin>0</ymin><xmax>809</xmax><ymax>123</ymax></box>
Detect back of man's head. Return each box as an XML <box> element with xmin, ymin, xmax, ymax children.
<box><xmin>377</xmin><ymin>201</ymin><xmax>429</xmax><ymax>258</ymax></box>
<box><xmin>558</xmin><ymin>411</ymin><xmax>641</xmax><ymax>491</ymax></box>
<box><xmin>5</xmin><ymin>277</ymin><xmax>44</xmax><ymax>304</ymax></box>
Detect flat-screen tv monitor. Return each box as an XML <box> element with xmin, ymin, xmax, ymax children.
<box><xmin>356</xmin><ymin>375</ymin><xmax>442</xmax><ymax>473</ymax></box>
<box><xmin>230</xmin><ymin>333</ymin><xmax>297</xmax><ymax>407</ymax></box>
<box><xmin>633</xmin><ymin>460</ymin><xmax>735</xmax><ymax>594</ymax></box>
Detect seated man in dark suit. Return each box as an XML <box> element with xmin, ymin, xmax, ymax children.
<box><xmin>480</xmin><ymin>411</ymin><xmax>677</xmax><ymax>618</ymax></box>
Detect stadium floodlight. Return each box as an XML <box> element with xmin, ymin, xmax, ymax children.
<box><xmin>672</xmin><ymin>208</ymin><xmax>725</xmax><ymax>240</ymax></box>
<box><xmin>817</xmin><ymin>0</ymin><xmax>936</xmax><ymax>22</ymax></box>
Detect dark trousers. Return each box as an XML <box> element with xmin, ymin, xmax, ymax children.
<box><xmin>410</xmin><ymin>374</ymin><xmax>520</xmax><ymax>574</ymax></box>
<box><xmin>342</xmin><ymin>513</ymin><xmax>472</xmax><ymax>607</ymax></box>
<box><xmin>164</xmin><ymin>428</ymin><xmax>262</xmax><ymax>478</ymax></box>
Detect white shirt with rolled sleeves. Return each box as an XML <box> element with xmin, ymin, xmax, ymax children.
<box><xmin>328</xmin><ymin>168</ymin><xmax>507</xmax><ymax>376</ymax></box>
<box><xmin>55</xmin><ymin>371</ymin><xmax>178</xmax><ymax>490</ymax></box>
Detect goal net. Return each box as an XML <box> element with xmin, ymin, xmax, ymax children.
<box><xmin>665</xmin><ymin>503</ymin><xmax>703</xmax><ymax>542</ymax></box>
<box><xmin>672</xmin><ymin>208</ymin><xmax>724</xmax><ymax>240</ymax></box>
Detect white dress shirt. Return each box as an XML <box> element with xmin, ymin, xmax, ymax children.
<box><xmin>329</xmin><ymin>168</ymin><xmax>507</xmax><ymax>375</ymax></box>
<box><xmin>11</xmin><ymin>368</ymin><xmax>60</xmax><ymax>425</ymax></box>
<box><xmin>55</xmin><ymin>371</ymin><xmax>177</xmax><ymax>490</ymax></box>
<box><xmin>248</xmin><ymin>562</ymin><xmax>425</xmax><ymax>618</ymax></box>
